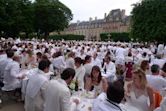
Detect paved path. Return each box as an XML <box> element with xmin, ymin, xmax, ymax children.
<box><xmin>0</xmin><ymin>100</ymin><xmax>24</xmax><ymax>111</ymax></box>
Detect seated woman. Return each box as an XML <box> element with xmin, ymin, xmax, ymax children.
<box><xmin>84</xmin><ymin>66</ymin><xmax>104</xmax><ymax>97</ymax></box>
<box><xmin>91</xmin><ymin>66</ymin><xmax>103</xmax><ymax>97</ymax></box>
<box><xmin>125</xmin><ymin>68</ymin><xmax>154</xmax><ymax>111</ymax></box>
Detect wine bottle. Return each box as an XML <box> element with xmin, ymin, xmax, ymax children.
<box><xmin>75</xmin><ymin>78</ymin><xmax>78</xmax><ymax>91</ymax></box>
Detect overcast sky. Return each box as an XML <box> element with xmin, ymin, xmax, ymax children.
<box><xmin>59</xmin><ymin>0</ymin><xmax>140</xmax><ymax>22</ymax></box>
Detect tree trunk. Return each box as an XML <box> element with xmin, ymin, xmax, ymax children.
<box><xmin>25</xmin><ymin>33</ymin><xmax>29</xmax><ymax>39</ymax></box>
<box><xmin>44</xmin><ymin>31</ymin><xmax>49</xmax><ymax>40</ymax></box>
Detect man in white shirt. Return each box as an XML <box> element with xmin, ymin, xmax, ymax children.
<box><xmin>102</xmin><ymin>56</ymin><xmax>116</xmax><ymax>81</ymax></box>
<box><xmin>151</xmin><ymin>56</ymin><xmax>166</xmax><ymax>69</ymax></box>
<box><xmin>0</xmin><ymin>50</ymin><xmax>7</xmax><ymax>61</ymax></box>
<box><xmin>0</xmin><ymin>50</ymin><xmax>7</xmax><ymax>86</ymax></box>
<box><xmin>146</xmin><ymin>64</ymin><xmax>166</xmax><ymax>93</ymax></box>
<box><xmin>92</xmin><ymin>52</ymin><xmax>102</xmax><ymax>68</ymax></box>
<box><xmin>2</xmin><ymin>49</ymin><xmax>21</xmax><ymax>91</ymax></box>
<box><xmin>157</xmin><ymin>44</ymin><xmax>164</xmax><ymax>56</ymax></box>
<box><xmin>44</xmin><ymin>68</ymin><xmax>76</xmax><ymax>111</ymax></box>
<box><xmin>52</xmin><ymin>51</ymin><xmax>66</xmax><ymax>74</ymax></box>
<box><xmin>25</xmin><ymin>59</ymin><xmax>51</xmax><ymax>111</ymax></box>
<box><xmin>115</xmin><ymin>46</ymin><xmax>125</xmax><ymax>60</ymax></box>
<box><xmin>92</xmin><ymin>80</ymin><xmax>125</xmax><ymax>111</ymax></box>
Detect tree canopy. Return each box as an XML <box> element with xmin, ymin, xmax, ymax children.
<box><xmin>0</xmin><ymin>0</ymin><xmax>73</xmax><ymax>38</ymax></box>
<box><xmin>130</xmin><ymin>0</ymin><xmax>166</xmax><ymax>43</ymax></box>
<box><xmin>34</xmin><ymin>0</ymin><xmax>72</xmax><ymax>38</ymax></box>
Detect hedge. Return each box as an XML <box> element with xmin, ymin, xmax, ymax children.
<box><xmin>100</xmin><ymin>32</ymin><xmax>130</xmax><ymax>42</ymax></box>
<box><xmin>49</xmin><ymin>34</ymin><xmax>85</xmax><ymax>40</ymax></box>
<box><xmin>18</xmin><ymin>33</ymin><xmax>85</xmax><ymax>40</ymax></box>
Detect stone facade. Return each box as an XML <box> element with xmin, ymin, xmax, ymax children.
<box><xmin>61</xmin><ymin>9</ymin><xmax>130</xmax><ymax>41</ymax></box>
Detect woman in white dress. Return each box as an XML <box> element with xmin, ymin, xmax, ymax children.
<box><xmin>90</xmin><ymin>65</ymin><xmax>103</xmax><ymax>97</ymax></box>
<box><xmin>125</xmin><ymin>68</ymin><xmax>154</xmax><ymax>111</ymax></box>
<box><xmin>74</xmin><ymin>57</ymin><xmax>85</xmax><ymax>90</ymax></box>
<box><xmin>84</xmin><ymin>65</ymin><xmax>104</xmax><ymax>95</ymax></box>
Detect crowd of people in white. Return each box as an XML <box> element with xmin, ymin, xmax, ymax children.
<box><xmin>0</xmin><ymin>38</ymin><xmax>166</xmax><ymax>111</ymax></box>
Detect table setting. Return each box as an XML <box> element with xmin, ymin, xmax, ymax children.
<box><xmin>70</xmin><ymin>90</ymin><xmax>95</xmax><ymax>111</ymax></box>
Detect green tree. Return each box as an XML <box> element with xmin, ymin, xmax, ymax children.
<box><xmin>19</xmin><ymin>0</ymin><xmax>35</xmax><ymax>38</ymax></box>
<box><xmin>34</xmin><ymin>0</ymin><xmax>73</xmax><ymax>38</ymax></box>
<box><xmin>0</xmin><ymin>0</ymin><xmax>34</xmax><ymax>38</ymax></box>
<box><xmin>130</xmin><ymin>0</ymin><xmax>166</xmax><ymax>43</ymax></box>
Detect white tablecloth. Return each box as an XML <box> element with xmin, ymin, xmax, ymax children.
<box><xmin>70</xmin><ymin>91</ymin><xmax>94</xmax><ymax>111</ymax></box>
<box><xmin>70</xmin><ymin>91</ymin><xmax>140</xmax><ymax>111</ymax></box>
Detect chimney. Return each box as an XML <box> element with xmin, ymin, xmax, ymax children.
<box><xmin>77</xmin><ymin>20</ymin><xmax>80</xmax><ymax>25</ymax></box>
<box><xmin>95</xmin><ymin>17</ymin><xmax>97</xmax><ymax>21</ymax></box>
<box><xmin>121</xmin><ymin>9</ymin><xmax>126</xmax><ymax>19</ymax></box>
<box><xmin>89</xmin><ymin>17</ymin><xmax>92</xmax><ymax>22</ymax></box>
<box><xmin>104</xmin><ymin>13</ymin><xmax>107</xmax><ymax>19</ymax></box>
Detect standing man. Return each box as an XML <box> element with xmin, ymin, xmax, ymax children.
<box><xmin>44</xmin><ymin>68</ymin><xmax>75</xmax><ymax>111</ymax></box>
<box><xmin>2</xmin><ymin>49</ymin><xmax>21</xmax><ymax>91</ymax></box>
<box><xmin>146</xmin><ymin>64</ymin><xmax>166</xmax><ymax>93</ymax></box>
<box><xmin>25</xmin><ymin>59</ymin><xmax>51</xmax><ymax>111</ymax></box>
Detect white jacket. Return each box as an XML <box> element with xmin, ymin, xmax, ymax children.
<box><xmin>44</xmin><ymin>79</ymin><xmax>71</xmax><ymax>111</ymax></box>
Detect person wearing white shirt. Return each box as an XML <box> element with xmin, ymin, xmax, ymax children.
<box><xmin>146</xmin><ymin>64</ymin><xmax>166</xmax><ymax>93</ymax></box>
<box><xmin>150</xmin><ymin>56</ymin><xmax>166</xmax><ymax>69</ymax></box>
<box><xmin>74</xmin><ymin>57</ymin><xmax>85</xmax><ymax>90</ymax></box>
<box><xmin>102</xmin><ymin>56</ymin><xmax>116</xmax><ymax>80</ymax></box>
<box><xmin>157</xmin><ymin>44</ymin><xmax>164</xmax><ymax>56</ymax></box>
<box><xmin>92</xmin><ymin>52</ymin><xmax>102</xmax><ymax>68</ymax></box>
<box><xmin>0</xmin><ymin>50</ymin><xmax>7</xmax><ymax>62</ymax></box>
<box><xmin>25</xmin><ymin>59</ymin><xmax>51</xmax><ymax>111</ymax></box>
<box><xmin>92</xmin><ymin>80</ymin><xmax>125</xmax><ymax>111</ymax></box>
<box><xmin>0</xmin><ymin>50</ymin><xmax>7</xmax><ymax>86</ymax></box>
<box><xmin>84</xmin><ymin>55</ymin><xmax>93</xmax><ymax>75</ymax></box>
<box><xmin>44</xmin><ymin>68</ymin><xmax>76</xmax><ymax>111</ymax></box>
<box><xmin>65</xmin><ymin>51</ymin><xmax>75</xmax><ymax>69</ymax></box>
<box><xmin>78</xmin><ymin>48</ymin><xmax>86</xmax><ymax>60</ymax></box>
<box><xmin>2</xmin><ymin>50</ymin><xmax>21</xmax><ymax>91</ymax></box>
<box><xmin>115</xmin><ymin>46</ymin><xmax>125</xmax><ymax>60</ymax></box>
<box><xmin>52</xmin><ymin>51</ymin><xmax>66</xmax><ymax>74</ymax></box>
